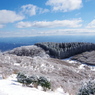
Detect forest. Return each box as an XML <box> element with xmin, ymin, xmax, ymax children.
<box><xmin>35</xmin><ymin>42</ymin><xmax>95</xmax><ymax>59</ymax></box>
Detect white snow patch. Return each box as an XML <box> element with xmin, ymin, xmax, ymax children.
<box><xmin>64</xmin><ymin>59</ymin><xmax>78</xmax><ymax>64</ymax></box>
<box><xmin>14</xmin><ymin>63</ymin><xmax>20</xmax><ymax>66</ymax></box>
<box><xmin>78</xmin><ymin>64</ymin><xmax>85</xmax><ymax>69</ymax></box>
<box><xmin>90</xmin><ymin>66</ymin><xmax>95</xmax><ymax>71</ymax></box>
<box><xmin>0</xmin><ymin>74</ymin><xmax>69</xmax><ymax>95</ymax></box>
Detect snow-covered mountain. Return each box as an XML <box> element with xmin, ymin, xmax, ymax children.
<box><xmin>0</xmin><ymin>45</ymin><xmax>95</xmax><ymax>95</ymax></box>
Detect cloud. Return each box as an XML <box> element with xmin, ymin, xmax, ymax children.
<box><xmin>0</xmin><ymin>29</ymin><xmax>37</xmax><ymax>37</ymax></box>
<box><xmin>21</xmin><ymin>4</ymin><xmax>49</xmax><ymax>16</ymax></box>
<box><xmin>0</xmin><ymin>10</ymin><xmax>24</xmax><ymax>23</ymax></box>
<box><xmin>0</xmin><ymin>10</ymin><xmax>24</xmax><ymax>28</ymax></box>
<box><xmin>1</xmin><ymin>28</ymin><xmax>95</xmax><ymax>37</ymax></box>
<box><xmin>16</xmin><ymin>19</ymin><xmax>83</xmax><ymax>28</ymax></box>
<box><xmin>75</xmin><ymin>13</ymin><xmax>81</xmax><ymax>16</ymax></box>
<box><xmin>21</xmin><ymin>4</ymin><xmax>37</xmax><ymax>16</ymax></box>
<box><xmin>0</xmin><ymin>24</ymin><xmax>4</xmax><ymax>28</ymax></box>
<box><xmin>39</xmin><ymin>8</ymin><xmax>49</xmax><ymax>14</ymax></box>
<box><xmin>86</xmin><ymin>19</ymin><xmax>95</xmax><ymax>28</ymax></box>
<box><xmin>37</xmin><ymin>28</ymin><xmax>95</xmax><ymax>36</ymax></box>
<box><xmin>39</xmin><ymin>29</ymin><xmax>95</xmax><ymax>35</ymax></box>
<box><xmin>0</xmin><ymin>5</ymin><xmax>49</xmax><ymax>28</ymax></box>
<box><xmin>46</xmin><ymin>0</ymin><xmax>82</xmax><ymax>12</ymax></box>
<box><xmin>16</xmin><ymin>21</ymin><xmax>32</xmax><ymax>28</ymax></box>
<box><xmin>85</xmin><ymin>0</ymin><xmax>91</xmax><ymax>2</ymax></box>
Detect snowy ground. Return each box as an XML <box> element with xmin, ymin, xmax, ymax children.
<box><xmin>63</xmin><ymin>57</ymin><xmax>79</xmax><ymax>64</ymax></box>
<box><xmin>64</xmin><ymin>58</ymin><xmax>95</xmax><ymax>71</ymax></box>
<box><xmin>0</xmin><ymin>75</ymin><xmax>69</xmax><ymax>95</ymax></box>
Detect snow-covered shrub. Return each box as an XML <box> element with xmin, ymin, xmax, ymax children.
<box><xmin>28</xmin><ymin>75</ymin><xmax>51</xmax><ymax>90</ymax></box>
<box><xmin>5</xmin><ymin>45</ymin><xmax>49</xmax><ymax>58</ymax></box>
<box><xmin>28</xmin><ymin>75</ymin><xmax>39</xmax><ymax>88</ymax></box>
<box><xmin>16</xmin><ymin>74</ymin><xmax>51</xmax><ymax>91</ymax></box>
<box><xmin>77</xmin><ymin>80</ymin><xmax>95</xmax><ymax>95</ymax></box>
<box><xmin>23</xmin><ymin>78</ymin><xmax>33</xmax><ymax>86</ymax></box>
<box><xmin>17</xmin><ymin>73</ymin><xmax>33</xmax><ymax>86</ymax></box>
<box><xmin>17</xmin><ymin>73</ymin><xmax>27</xmax><ymax>84</ymax></box>
<box><xmin>29</xmin><ymin>75</ymin><xmax>38</xmax><ymax>83</ymax></box>
<box><xmin>38</xmin><ymin>76</ymin><xmax>51</xmax><ymax>91</ymax></box>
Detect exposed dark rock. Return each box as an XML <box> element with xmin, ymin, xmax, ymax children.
<box><xmin>71</xmin><ymin>51</ymin><xmax>95</xmax><ymax>65</ymax></box>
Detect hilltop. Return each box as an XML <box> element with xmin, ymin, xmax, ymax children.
<box><xmin>0</xmin><ymin>42</ymin><xmax>95</xmax><ymax>95</ymax></box>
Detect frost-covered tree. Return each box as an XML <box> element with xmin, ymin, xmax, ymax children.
<box><xmin>35</xmin><ymin>42</ymin><xmax>95</xmax><ymax>59</ymax></box>
<box><xmin>77</xmin><ymin>80</ymin><xmax>95</xmax><ymax>95</ymax></box>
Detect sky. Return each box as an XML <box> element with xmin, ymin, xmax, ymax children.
<box><xmin>0</xmin><ymin>0</ymin><xmax>95</xmax><ymax>37</ymax></box>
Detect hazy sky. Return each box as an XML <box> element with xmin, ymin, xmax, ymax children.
<box><xmin>0</xmin><ymin>0</ymin><xmax>95</xmax><ymax>37</ymax></box>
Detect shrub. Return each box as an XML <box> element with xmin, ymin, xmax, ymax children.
<box><xmin>17</xmin><ymin>73</ymin><xmax>27</xmax><ymax>84</ymax></box>
<box><xmin>77</xmin><ymin>80</ymin><xmax>95</xmax><ymax>95</ymax></box>
<box><xmin>17</xmin><ymin>73</ymin><xmax>36</xmax><ymax>86</ymax></box>
<box><xmin>29</xmin><ymin>75</ymin><xmax>38</xmax><ymax>83</ymax></box>
<box><xmin>28</xmin><ymin>75</ymin><xmax>39</xmax><ymax>88</ymax></box>
<box><xmin>16</xmin><ymin>74</ymin><xmax>51</xmax><ymax>91</ymax></box>
<box><xmin>23</xmin><ymin>78</ymin><xmax>33</xmax><ymax>86</ymax></box>
<box><xmin>38</xmin><ymin>76</ymin><xmax>51</xmax><ymax>91</ymax></box>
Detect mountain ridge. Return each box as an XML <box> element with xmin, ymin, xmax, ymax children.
<box><xmin>0</xmin><ymin>43</ymin><xmax>95</xmax><ymax>95</ymax></box>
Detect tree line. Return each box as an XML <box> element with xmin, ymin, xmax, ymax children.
<box><xmin>35</xmin><ymin>42</ymin><xmax>95</xmax><ymax>59</ymax></box>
